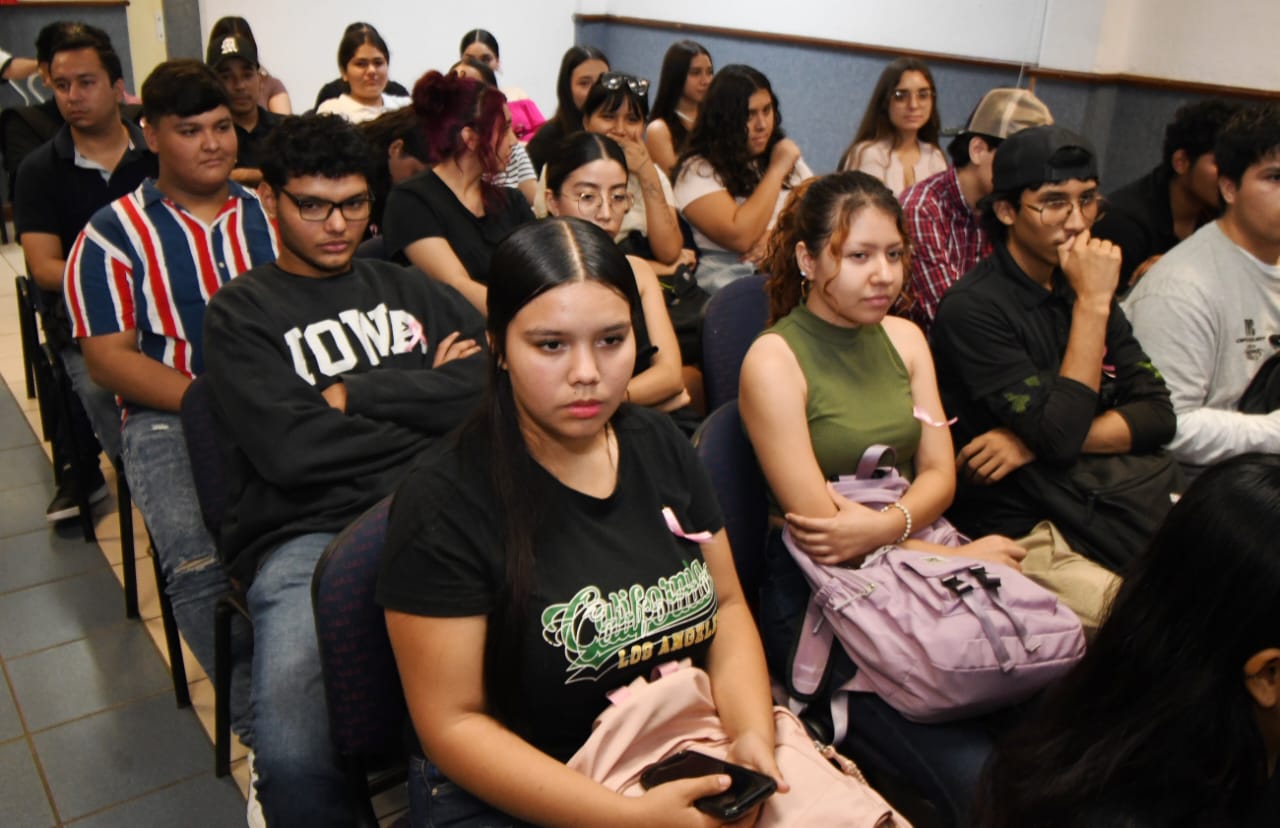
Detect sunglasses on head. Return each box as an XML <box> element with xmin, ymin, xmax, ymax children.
<box><xmin>598</xmin><ymin>72</ymin><xmax>650</xmax><ymax>98</ymax></box>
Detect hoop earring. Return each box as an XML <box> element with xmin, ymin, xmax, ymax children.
<box><xmin>800</xmin><ymin>276</ymin><xmax>811</xmax><ymax>300</ymax></box>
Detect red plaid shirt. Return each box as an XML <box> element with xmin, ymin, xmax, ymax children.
<box><xmin>901</xmin><ymin>168</ymin><xmax>990</xmax><ymax>335</ymax></box>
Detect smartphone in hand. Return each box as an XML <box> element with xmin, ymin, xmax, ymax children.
<box><xmin>640</xmin><ymin>749</ymin><xmax>778</xmax><ymax>821</ymax></box>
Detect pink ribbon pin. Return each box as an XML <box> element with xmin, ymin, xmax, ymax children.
<box><xmin>662</xmin><ymin>507</ymin><xmax>713</xmax><ymax>543</ymax></box>
<box><xmin>403</xmin><ymin>317</ymin><xmax>428</xmax><ymax>354</ymax></box>
<box><xmin>913</xmin><ymin>406</ymin><xmax>957</xmax><ymax>428</ymax></box>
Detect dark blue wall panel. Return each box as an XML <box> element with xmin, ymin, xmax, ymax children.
<box><xmin>578</xmin><ymin>19</ymin><xmax>1261</xmax><ymax>192</ymax></box>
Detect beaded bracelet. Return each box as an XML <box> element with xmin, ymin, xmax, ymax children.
<box><xmin>881</xmin><ymin>501</ymin><xmax>912</xmax><ymax>544</ymax></box>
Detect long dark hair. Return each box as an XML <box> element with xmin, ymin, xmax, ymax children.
<box><xmin>550</xmin><ymin>45</ymin><xmax>609</xmax><ymax>135</ymax></box>
<box><xmin>839</xmin><ymin>57</ymin><xmax>941</xmax><ymax>170</ymax></box>
<box><xmin>762</xmin><ymin>171</ymin><xmax>911</xmax><ymax>325</ymax></box>
<box><xmin>649</xmin><ymin>40</ymin><xmax>711</xmax><ymax>151</ymax></box>
<box><xmin>468</xmin><ymin>218</ymin><xmax>637</xmax><ymax>726</ymax></box>
<box><xmin>975</xmin><ymin>454</ymin><xmax>1280</xmax><ymax>826</ymax></box>
<box><xmin>675</xmin><ymin>64</ymin><xmax>784</xmax><ymax>200</ymax></box>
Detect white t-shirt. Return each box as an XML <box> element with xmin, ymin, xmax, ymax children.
<box><xmin>672</xmin><ymin>154</ymin><xmax>814</xmax><ymax>255</ymax></box>
<box><xmin>1123</xmin><ymin>220</ymin><xmax>1280</xmax><ymax>469</ymax></box>
<box><xmin>316</xmin><ymin>93</ymin><xmax>411</xmax><ymax>124</ymax></box>
<box><xmin>842</xmin><ymin>138</ymin><xmax>948</xmax><ymax>198</ymax></box>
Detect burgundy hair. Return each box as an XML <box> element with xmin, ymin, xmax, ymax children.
<box><xmin>412</xmin><ymin>70</ymin><xmax>510</xmax><ymax>209</ymax></box>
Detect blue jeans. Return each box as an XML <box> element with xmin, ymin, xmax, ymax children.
<box><xmin>246</xmin><ymin>532</ymin><xmax>355</xmax><ymax>827</ymax></box>
<box><xmin>61</xmin><ymin>345</ymin><xmax>121</xmax><ymax>463</ymax></box>
<box><xmin>120</xmin><ymin>409</ymin><xmax>252</xmax><ymax>742</ymax></box>
<box><xmin>759</xmin><ymin>528</ymin><xmax>998</xmax><ymax>826</ymax></box>
<box><xmin>407</xmin><ymin>756</ymin><xmax>525</xmax><ymax>828</ymax></box>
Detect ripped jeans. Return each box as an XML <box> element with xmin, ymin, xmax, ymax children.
<box><xmin>121</xmin><ymin>408</ymin><xmax>253</xmax><ymax>743</ymax></box>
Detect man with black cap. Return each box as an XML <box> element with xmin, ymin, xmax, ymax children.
<box><xmin>901</xmin><ymin>87</ymin><xmax>1053</xmax><ymax>334</ymax></box>
<box><xmin>206</xmin><ymin>32</ymin><xmax>281</xmax><ymax>185</ymax></box>
<box><xmin>930</xmin><ymin>125</ymin><xmax>1178</xmax><ymax>570</ymax></box>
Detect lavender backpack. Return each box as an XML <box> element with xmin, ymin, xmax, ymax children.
<box><xmin>783</xmin><ymin>447</ymin><xmax>1085</xmax><ymax>727</ymax></box>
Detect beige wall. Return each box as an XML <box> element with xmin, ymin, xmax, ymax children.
<box><xmin>125</xmin><ymin>0</ymin><xmax>169</xmax><ymax>89</ymax></box>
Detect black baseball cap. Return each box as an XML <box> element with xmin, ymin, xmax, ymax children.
<box><xmin>206</xmin><ymin>34</ymin><xmax>258</xmax><ymax>70</ymax></box>
<box><xmin>992</xmin><ymin>125</ymin><xmax>1098</xmax><ymax>191</ymax></box>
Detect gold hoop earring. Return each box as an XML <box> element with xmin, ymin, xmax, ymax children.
<box><xmin>800</xmin><ymin>277</ymin><xmax>811</xmax><ymax>300</ymax></box>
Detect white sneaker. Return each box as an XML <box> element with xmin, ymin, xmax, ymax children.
<box><xmin>245</xmin><ymin>750</ymin><xmax>266</xmax><ymax>828</ymax></box>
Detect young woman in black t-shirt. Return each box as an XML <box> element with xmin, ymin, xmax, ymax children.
<box><xmin>379</xmin><ymin>218</ymin><xmax>784</xmax><ymax>827</ymax></box>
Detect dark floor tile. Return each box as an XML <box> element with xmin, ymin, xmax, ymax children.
<box><xmin>66</xmin><ymin>772</ymin><xmax>245</xmax><ymax>828</ymax></box>
<box><xmin>0</xmin><ymin>409</ymin><xmax>39</xmax><ymax>451</ymax></box>
<box><xmin>8</xmin><ymin>624</ymin><xmax>174</xmax><ymax>731</ymax></box>
<box><xmin>0</xmin><ymin>739</ymin><xmax>56</xmax><ymax>827</ymax></box>
<box><xmin>0</xmin><ymin>674</ymin><xmax>20</xmax><ymax>742</ymax></box>
<box><xmin>0</xmin><ymin>481</ymin><xmax>56</xmax><ymax>539</ymax></box>
<box><xmin>0</xmin><ymin>568</ymin><xmax>126</xmax><ymax>658</ymax></box>
<box><xmin>0</xmin><ymin>443</ymin><xmax>54</xmax><ymax>491</ymax></box>
<box><xmin>0</xmin><ymin>527</ymin><xmax>109</xmax><ymax>595</ymax></box>
<box><xmin>32</xmin><ymin>693</ymin><xmax>211</xmax><ymax>820</ymax></box>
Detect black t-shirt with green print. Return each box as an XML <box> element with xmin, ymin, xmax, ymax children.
<box><xmin>378</xmin><ymin>405</ymin><xmax>724</xmax><ymax>761</ymax></box>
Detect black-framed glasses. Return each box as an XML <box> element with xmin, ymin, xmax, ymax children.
<box><xmin>1020</xmin><ymin>194</ymin><xmax>1106</xmax><ymax>227</ymax></box>
<box><xmin>598</xmin><ymin>72</ymin><xmax>650</xmax><ymax>98</ymax></box>
<box><xmin>565</xmin><ymin>190</ymin><xmax>633</xmax><ymax>217</ymax></box>
<box><xmin>890</xmin><ymin>88</ymin><xmax>934</xmax><ymax>104</ymax></box>
<box><xmin>279</xmin><ymin>189</ymin><xmax>373</xmax><ymax>222</ymax></box>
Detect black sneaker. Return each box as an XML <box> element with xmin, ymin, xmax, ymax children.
<box><xmin>45</xmin><ymin>471</ymin><xmax>110</xmax><ymax>523</ymax></box>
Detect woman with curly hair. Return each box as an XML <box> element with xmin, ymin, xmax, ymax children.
<box><xmin>673</xmin><ymin>64</ymin><xmax>813</xmax><ymax>292</ymax></box>
<box><xmin>839</xmin><ymin>57</ymin><xmax>946</xmax><ymax>197</ymax></box>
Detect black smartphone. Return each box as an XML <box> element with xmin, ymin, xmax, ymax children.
<box><xmin>639</xmin><ymin>749</ymin><xmax>778</xmax><ymax>821</ymax></box>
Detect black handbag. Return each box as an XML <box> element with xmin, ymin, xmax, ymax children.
<box><xmin>1014</xmin><ymin>451</ymin><xmax>1183</xmax><ymax>572</ymax></box>
<box><xmin>1238</xmin><ymin>349</ymin><xmax>1280</xmax><ymax>413</ymax></box>
<box><xmin>658</xmin><ymin>265</ymin><xmax>710</xmax><ymax>366</ymax></box>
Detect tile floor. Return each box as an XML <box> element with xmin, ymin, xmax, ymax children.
<box><xmin>0</xmin><ymin>233</ymin><xmax>406</xmax><ymax>825</ymax></box>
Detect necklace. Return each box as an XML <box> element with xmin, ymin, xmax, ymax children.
<box><xmin>675</xmin><ymin>109</ymin><xmax>695</xmax><ymax>124</ymax></box>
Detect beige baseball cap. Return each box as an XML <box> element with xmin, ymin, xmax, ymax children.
<box><xmin>963</xmin><ymin>88</ymin><xmax>1053</xmax><ymax>139</ymax></box>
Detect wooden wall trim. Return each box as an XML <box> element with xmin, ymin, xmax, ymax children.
<box><xmin>575</xmin><ymin>14</ymin><xmax>1279</xmax><ymax>101</ymax></box>
<box><xmin>11</xmin><ymin>2</ymin><xmax>130</xmax><ymax>8</ymax></box>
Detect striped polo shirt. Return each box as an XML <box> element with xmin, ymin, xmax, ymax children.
<box><xmin>65</xmin><ymin>178</ymin><xmax>278</xmax><ymax>384</ymax></box>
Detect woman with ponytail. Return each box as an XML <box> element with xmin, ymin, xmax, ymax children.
<box><xmin>740</xmin><ymin>170</ymin><xmax>1026</xmax><ymax>825</ymax></box>
<box><xmin>379</xmin><ymin>217</ymin><xmax>784</xmax><ymax>827</ymax></box>
<box><xmin>382</xmin><ymin>70</ymin><xmax>533</xmax><ymax>314</ymax></box>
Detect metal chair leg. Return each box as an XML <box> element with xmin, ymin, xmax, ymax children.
<box><xmin>118</xmin><ymin>467</ymin><xmax>138</xmax><ymax>619</ymax></box>
<box><xmin>150</xmin><ymin>536</ymin><xmax>190</xmax><ymax>709</ymax></box>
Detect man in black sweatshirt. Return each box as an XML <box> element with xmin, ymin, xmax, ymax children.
<box><xmin>202</xmin><ymin>113</ymin><xmax>486</xmax><ymax>827</ymax></box>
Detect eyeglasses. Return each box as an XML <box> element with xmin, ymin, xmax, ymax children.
<box><xmin>890</xmin><ymin>88</ymin><xmax>934</xmax><ymax>104</ymax></box>
<box><xmin>278</xmin><ymin>189</ymin><xmax>373</xmax><ymax>222</ymax></box>
<box><xmin>598</xmin><ymin>72</ymin><xmax>650</xmax><ymax>98</ymax></box>
<box><xmin>1020</xmin><ymin>194</ymin><xmax>1106</xmax><ymax>227</ymax></box>
<box><xmin>566</xmin><ymin>190</ymin><xmax>633</xmax><ymax>217</ymax></box>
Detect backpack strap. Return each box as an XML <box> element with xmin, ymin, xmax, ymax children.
<box><xmin>854</xmin><ymin>445</ymin><xmax>897</xmax><ymax>480</ymax></box>
<box><xmin>790</xmin><ymin>598</ymin><xmax>835</xmax><ymax>698</ymax></box>
<box><xmin>943</xmin><ymin>572</ymin><xmax>1016</xmax><ymax>672</ymax></box>
<box><xmin>969</xmin><ymin>566</ymin><xmax>1040</xmax><ymax>654</ymax></box>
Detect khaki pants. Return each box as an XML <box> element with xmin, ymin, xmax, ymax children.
<box><xmin>1017</xmin><ymin>521</ymin><xmax>1121</xmax><ymax>641</ymax></box>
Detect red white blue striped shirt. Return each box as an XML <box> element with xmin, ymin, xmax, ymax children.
<box><xmin>65</xmin><ymin>179</ymin><xmax>277</xmax><ymax>382</ymax></box>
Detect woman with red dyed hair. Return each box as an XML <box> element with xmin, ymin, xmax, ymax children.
<box><xmin>382</xmin><ymin>70</ymin><xmax>535</xmax><ymax>314</ymax></box>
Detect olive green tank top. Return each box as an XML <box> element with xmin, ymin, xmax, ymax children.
<box><xmin>763</xmin><ymin>304</ymin><xmax>921</xmax><ymax>513</ymax></box>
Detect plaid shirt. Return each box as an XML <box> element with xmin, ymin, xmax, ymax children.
<box><xmin>901</xmin><ymin>168</ymin><xmax>990</xmax><ymax>335</ymax></box>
